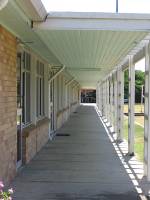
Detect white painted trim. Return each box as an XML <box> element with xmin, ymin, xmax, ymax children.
<box><xmin>49</xmin><ymin>65</ymin><xmax>65</xmax><ymax>82</ymax></box>
<box><xmin>144</xmin><ymin>42</ymin><xmax>150</xmax><ymax>181</ymax></box>
<box><xmin>128</xmin><ymin>55</ymin><xmax>135</xmax><ymax>155</ymax></box>
<box><xmin>34</xmin><ymin>13</ymin><xmax>150</xmax><ymax>31</ymax></box>
<box><xmin>65</xmin><ymin>78</ymin><xmax>75</xmax><ymax>86</ymax></box>
<box><xmin>44</xmin><ymin>64</ymin><xmax>49</xmax><ymax>118</ymax></box>
<box><xmin>47</xmin><ymin>12</ymin><xmax>150</xmax><ymax>20</ymax></box>
<box><xmin>114</xmin><ymin>72</ymin><xmax>118</xmax><ymax>133</ymax></box>
<box><xmin>31</xmin><ymin>53</ymin><xmax>37</xmax><ymax>125</ymax></box>
<box><xmin>15</xmin><ymin>0</ymin><xmax>47</xmax><ymax>21</ymax></box>
<box><xmin>116</xmin><ymin>68</ymin><xmax>124</xmax><ymax>141</ymax></box>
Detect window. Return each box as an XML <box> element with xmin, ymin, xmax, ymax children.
<box><xmin>36</xmin><ymin>60</ymin><xmax>45</xmax><ymax>118</ymax></box>
<box><xmin>22</xmin><ymin>52</ymin><xmax>31</xmax><ymax>125</ymax></box>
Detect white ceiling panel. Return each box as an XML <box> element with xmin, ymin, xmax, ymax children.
<box><xmin>35</xmin><ymin>29</ymin><xmax>147</xmax><ymax>87</ymax></box>
<box><xmin>0</xmin><ymin>1</ymin><xmax>60</xmax><ymax>65</ymax></box>
<box><xmin>0</xmin><ymin>1</ymin><xmax>149</xmax><ymax>88</ymax></box>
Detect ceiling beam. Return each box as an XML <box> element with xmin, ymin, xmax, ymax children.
<box><xmin>49</xmin><ymin>65</ymin><xmax>65</xmax><ymax>82</ymax></box>
<box><xmin>67</xmin><ymin>67</ymin><xmax>102</xmax><ymax>71</ymax></box>
<box><xmin>33</xmin><ymin>12</ymin><xmax>150</xmax><ymax>31</ymax></box>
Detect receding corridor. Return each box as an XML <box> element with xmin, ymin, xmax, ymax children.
<box><xmin>12</xmin><ymin>105</ymin><xmax>142</xmax><ymax>200</ymax></box>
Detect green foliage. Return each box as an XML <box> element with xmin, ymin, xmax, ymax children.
<box><xmin>124</xmin><ymin>69</ymin><xmax>129</xmax><ymax>99</ymax></box>
<box><xmin>124</xmin><ymin>69</ymin><xmax>145</xmax><ymax>103</ymax></box>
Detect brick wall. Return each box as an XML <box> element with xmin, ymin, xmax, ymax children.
<box><xmin>22</xmin><ymin>119</ymin><xmax>49</xmax><ymax>164</ymax></box>
<box><xmin>0</xmin><ymin>25</ymin><xmax>17</xmax><ymax>184</ymax></box>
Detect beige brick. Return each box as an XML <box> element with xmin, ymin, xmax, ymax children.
<box><xmin>0</xmin><ymin>25</ymin><xmax>17</xmax><ymax>185</ymax></box>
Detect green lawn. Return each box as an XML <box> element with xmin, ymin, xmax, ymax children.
<box><xmin>124</xmin><ymin>103</ymin><xmax>144</xmax><ymax>113</ymax></box>
<box><xmin>123</xmin><ymin>117</ymin><xmax>144</xmax><ymax>162</ymax></box>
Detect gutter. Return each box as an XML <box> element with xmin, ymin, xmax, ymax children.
<box><xmin>14</xmin><ymin>0</ymin><xmax>47</xmax><ymax>21</ymax></box>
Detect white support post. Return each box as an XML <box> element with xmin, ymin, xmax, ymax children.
<box><xmin>144</xmin><ymin>42</ymin><xmax>150</xmax><ymax>181</ymax></box>
<box><xmin>114</xmin><ymin>71</ymin><xmax>118</xmax><ymax>133</ymax></box>
<box><xmin>102</xmin><ymin>82</ymin><xmax>105</xmax><ymax>116</ymax></box>
<box><xmin>106</xmin><ymin>78</ymin><xmax>109</xmax><ymax>122</ymax></box>
<box><xmin>104</xmin><ymin>80</ymin><xmax>107</xmax><ymax>118</ymax></box>
<box><xmin>117</xmin><ymin>68</ymin><xmax>124</xmax><ymax>141</ymax></box>
<box><xmin>107</xmin><ymin>77</ymin><xmax>111</xmax><ymax>124</ymax></box>
<box><xmin>102</xmin><ymin>82</ymin><xmax>105</xmax><ymax>117</ymax></box>
<box><xmin>101</xmin><ymin>82</ymin><xmax>103</xmax><ymax>116</ymax></box>
<box><xmin>105</xmin><ymin>80</ymin><xmax>107</xmax><ymax>119</ymax></box>
<box><xmin>98</xmin><ymin>83</ymin><xmax>102</xmax><ymax>115</ymax></box>
<box><xmin>110</xmin><ymin>75</ymin><xmax>113</xmax><ymax>127</ymax></box>
<box><xmin>128</xmin><ymin>55</ymin><xmax>135</xmax><ymax>156</ymax></box>
<box><xmin>96</xmin><ymin>83</ymin><xmax>100</xmax><ymax>110</ymax></box>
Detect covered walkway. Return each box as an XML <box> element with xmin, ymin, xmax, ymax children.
<box><xmin>12</xmin><ymin>105</ymin><xmax>144</xmax><ymax>200</ymax></box>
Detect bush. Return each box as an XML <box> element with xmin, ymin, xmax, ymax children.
<box><xmin>0</xmin><ymin>181</ymin><xmax>13</xmax><ymax>200</ymax></box>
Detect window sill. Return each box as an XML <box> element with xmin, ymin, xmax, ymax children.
<box><xmin>22</xmin><ymin>117</ymin><xmax>50</xmax><ymax>138</ymax></box>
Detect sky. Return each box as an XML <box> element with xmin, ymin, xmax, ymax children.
<box><xmin>41</xmin><ymin>0</ymin><xmax>148</xmax><ymax>71</ymax></box>
<box><xmin>41</xmin><ymin>0</ymin><xmax>150</xmax><ymax>13</ymax></box>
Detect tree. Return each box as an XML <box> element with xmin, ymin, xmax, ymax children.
<box><xmin>135</xmin><ymin>70</ymin><xmax>145</xmax><ymax>103</ymax></box>
<box><xmin>124</xmin><ymin>69</ymin><xmax>145</xmax><ymax>103</ymax></box>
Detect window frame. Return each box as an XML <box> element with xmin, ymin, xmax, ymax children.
<box><xmin>22</xmin><ymin>51</ymin><xmax>31</xmax><ymax>126</ymax></box>
<box><xmin>36</xmin><ymin>60</ymin><xmax>45</xmax><ymax>120</ymax></box>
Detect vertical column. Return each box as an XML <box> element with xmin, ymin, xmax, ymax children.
<box><xmin>128</xmin><ymin>55</ymin><xmax>135</xmax><ymax>155</ymax></box>
<box><xmin>144</xmin><ymin>42</ymin><xmax>150</xmax><ymax>181</ymax></box>
<box><xmin>106</xmin><ymin>78</ymin><xmax>109</xmax><ymax>122</ymax></box>
<box><xmin>108</xmin><ymin>75</ymin><xmax>111</xmax><ymax>125</ymax></box>
<box><xmin>110</xmin><ymin>75</ymin><xmax>113</xmax><ymax>127</ymax></box>
<box><xmin>101</xmin><ymin>82</ymin><xmax>104</xmax><ymax>116</ymax></box>
<box><xmin>117</xmin><ymin>68</ymin><xmax>124</xmax><ymax>141</ymax></box>
<box><xmin>100</xmin><ymin>83</ymin><xmax>103</xmax><ymax>115</ymax></box>
<box><xmin>114</xmin><ymin>71</ymin><xmax>118</xmax><ymax>133</ymax></box>
<box><xmin>96</xmin><ymin>83</ymin><xmax>99</xmax><ymax>108</ymax></box>
<box><xmin>98</xmin><ymin>82</ymin><xmax>102</xmax><ymax>116</ymax></box>
<box><xmin>98</xmin><ymin>83</ymin><xmax>100</xmax><ymax>109</ymax></box>
<box><xmin>104</xmin><ymin>80</ymin><xmax>107</xmax><ymax>118</ymax></box>
<box><xmin>102</xmin><ymin>82</ymin><xmax>105</xmax><ymax>116</ymax></box>
<box><xmin>107</xmin><ymin>77</ymin><xmax>111</xmax><ymax>123</ymax></box>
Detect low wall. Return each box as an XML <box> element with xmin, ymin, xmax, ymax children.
<box><xmin>22</xmin><ymin>118</ymin><xmax>50</xmax><ymax>164</ymax></box>
<box><xmin>56</xmin><ymin>103</ymin><xmax>79</xmax><ymax>129</ymax></box>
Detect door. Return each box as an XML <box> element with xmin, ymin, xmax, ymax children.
<box><xmin>17</xmin><ymin>53</ymin><xmax>22</xmax><ymax>168</ymax></box>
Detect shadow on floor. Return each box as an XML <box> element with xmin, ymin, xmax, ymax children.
<box><xmin>11</xmin><ymin>104</ymin><xmax>149</xmax><ymax>200</ymax></box>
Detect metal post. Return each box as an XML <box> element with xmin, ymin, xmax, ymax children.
<box><xmin>110</xmin><ymin>74</ymin><xmax>113</xmax><ymax>126</ymax></box>
<box><xmin>128</xmin><ymin>55</ymin><xmax>135</xmax><ymax>156</ymax></box>
<box><xmin>117</xmin><ymin>68</ymin><xmax>124</xmax><ymax>141</ymax></box>
<box><xmin>116</xmin><ymin>0</ymin><xmax>118</xmax><ymax>13</ymax></box>
<box><xmin>114</xmin><ymin>71</ymin><xmax>118</xmax><ymax>133</ymax></box>
<box><xmin>106</xmin><ymin>78</ymin><xmax>110</xmax><ymax>122</ymax></box>
<box><xmin>105</xmin><ymin>80</ymin><xmax>108</xmax><ymax>120</ymax></box>
<box><xmin>144</xmin><ymin>42</ymin><xmax>150</xmax><ymax>181</ymax></box>
<box><xmin>101</xmin><ymin>82</ymin><xmax>104</xmax><ymax>116</ymax></box>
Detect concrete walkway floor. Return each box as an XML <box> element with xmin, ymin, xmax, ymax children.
<box><xmin>12</xmin><ymin>105</ymin><xmax>147</xmax><ymax>200</ymax></box>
